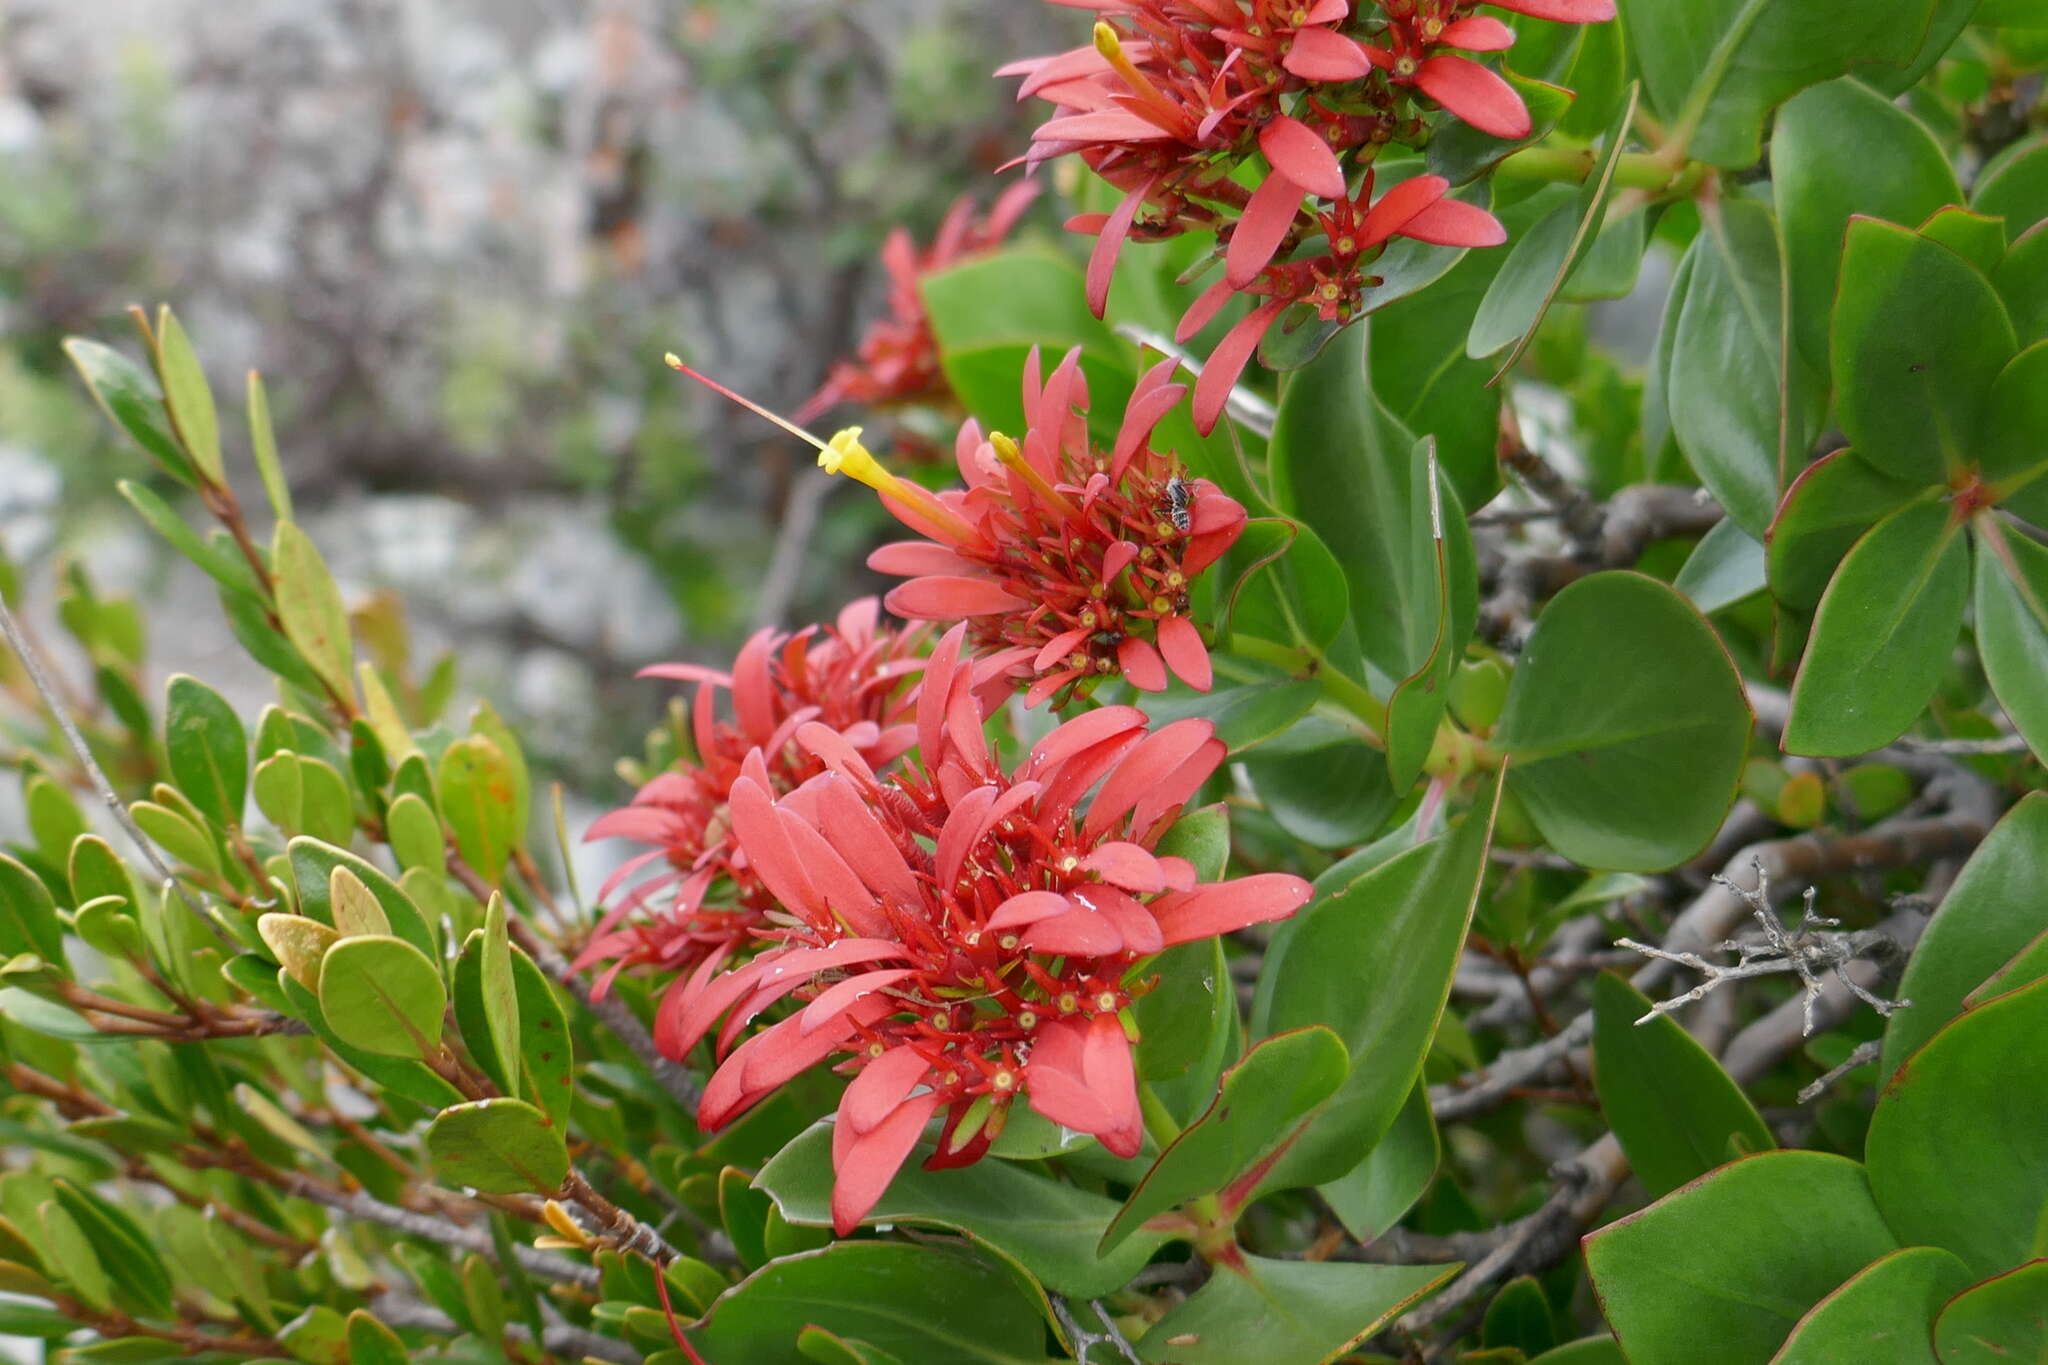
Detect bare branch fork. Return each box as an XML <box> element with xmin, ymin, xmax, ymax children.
<box><xmin>1049</xmin><ymin>1293</ymin><xmax>1144</xmax><ymax>1365</ymax></box>
<box><xmin>1619</xmin><ymin>859</ymin><xmax>1912</xmax><ymax>1036</ymax></box>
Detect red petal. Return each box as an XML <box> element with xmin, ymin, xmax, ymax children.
<box><xmin>1081</xmin><ymin>841</ymin><xmax>1167</xmax><ymax>893</ymax></box>
<box><xmin>1022</xmin><ymin>900</ymin><xmax>1124</xmax><ymax>956</ymax></box>
<box><xmin>1490</xmin><ymin>0</ymin><xmax>1615</xmax><ymax>20</ymax></box>
<box><xmin>1282</xmin><ymin>25</ymin><xmax>1373</xmax><ymax>81</ymax></box>
<box><xmin>1194</xmin><ymin>300</ymin><xmax>1287</xmax><ymax>434</ymax></box>
<box><xmin>1151</xmin><ymin>873</ymin><xmax>1313</xmax><ymax>946</ymax></box>
<box><xmin>1176</xmin><ymin>278</ymin><xmax>1236</xmax><ymax>345</ymax></box>
<box><xmin>1086</xmin><ymin>717</ymin><xmax>1219</xmax><ymax>841</ymax></box>
<box><xmin>936</xmin><ymin>783</ymin><xmax>1000</xmax><ymax>891</ymax></box>
<box><xmin>1398</xmin><ymin>197</ymin><xmax>1508</xmax><ymax>248</ymax></box>
<box><xmin>885</xmin><ymin>575</ymin><xmax>1031</xmax><ymax>619</ymax></box>
<box><xmin>841</xmin><ymin>1044</ymin><xmax>932</xmax><ymax>1133</ymax></box>
<box><xmin>1117</xmin><ymin>635</ymin><xmax>1169</xmax><ymax>692</ymax></box>
<box><xmin>832</xmin><ymin>1091</ymin><xmax>941</xmax><ymax>1235</ymax></box>
<box><xmin>635</xmin><ymin>662</ymin><xmax>732</xmax><ymax>687</ymax></box>
<box><xmin>1156</xmin><ymin>615</ymin><xmax>1213</xmax><ymax>691</ymax></box>
<box><xmin>801</xmin><ymin>968</ymin><xmax>915</xmax><ymax>1036</ymax></box>
<box><xmin>1088</xmin><ymin>177</ymin><xmax>1157</xmax><ymax>318</ymax></box>
<box><xmin>868</xmin><ymin>541</ymin><xmax>980</xmax><ymax>577</ymax></box>
<box><xmin>1226</xmin><ymin>171</ymin><xmax>1305</xmax><ymax>288</ymax></box>
<box><xmin>1441</xmin><ymin>16</ymin><xmax>1515</xmax><ymax>51</ymax></box>
<box><xmin>987</xmin><ymin>889</ymin><xmax>1073</xmax><ymax>932</ymax></box>
<box><xmin>1022</xmin><ymin>705</ymin><xmax>1149</xmax><ymax>782</ymax></box>
<box><xmin>1080</xmin><ymin>1014</ymin><xmax>1143</xmax><ymax>1158</ymax></box>
<box><xmin>1359</xmin><ymin>174</ymin><xmax>1449</xmax><ymax>250</ymax></box>
<box><xmin>1416</xmin><ymin>56</ymin><xmax>1531</xmax><ymax>140</ymax></box>
<box><xmin>728</xmin><ymin>778</ymin><xmax>822</xmax><ymax>919</ymax></box>
<box><xmin>1258</xmin><ymin>115</ymin><xmax>1347</xmax><ymax>200</ymax></box>
<box><xmin>814</xmin><ymin>774</ymin><xmax>921</xmax><ymax>904</ymax></box>
<box><xmin>1035</xmin><ymin>627</ymin><xmax>1091</xmax><ymax>673</ymax></box>
<box><xmin>1079</xmin><ymin>885</ymin><xmax>1165</xmax><ymax>956</ymax></box>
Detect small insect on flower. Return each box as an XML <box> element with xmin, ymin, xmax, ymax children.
<box><xmin>1161</xmin><ymin>473</ymin><xmax>1193</xmax><ymax>534</ymax></box>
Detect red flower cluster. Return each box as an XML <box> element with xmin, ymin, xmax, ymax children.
<box><xmin>1001</xmin><ymin>0</ymin><xmax>1614</xmax><ymax>429</ymax></box>
<box><xmin>792</xmin><ymin>183</ymin><xmax>1040</xmax><ymax>428</ymax></box>
<box><xmin>848</xmin><ymin>347</ymin><xmax>1250</xmax><ymax>704</ymax></box>
<box><xmin>666</xmin><ymin>625</ymin><xmax>1311</xmax><ymax>1232</ymax></box>
<box><xmin>575</xmin><ymin>600</ymin><xmax>954</xmax><ymax>995</ymax></box>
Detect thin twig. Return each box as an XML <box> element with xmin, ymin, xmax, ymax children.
<box><xmin>1049</xmin><ymin>1293</ymin><xmax>1143</xmax><ymax>1365</ymax></box>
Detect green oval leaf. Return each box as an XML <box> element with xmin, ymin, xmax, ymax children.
<box><xmin>1765</xmin><ymin>448</ymin><xmax>1924</xmax><ymax>612</ymax></box>
<box><xmin>271</xmin><ymin>521</ymin><xmax>355</xmax><ymax>705</ymax></box>
<box><xmin>438</xmin><ymin>735</ymin><xmax>521</xmax><ymax>881</ymax></box>
<box><xmin>1774</xmin><ymin>78</ymin><xmax>1962</xmax><ymax>373</ymax></box>
<box><xmin>316</xmin><ymin>934</ymin><xmax>446</xmax><ymax>1059</ymax></box>
<box><xmin>1831</xmin><ymin>217</ymin><xmax>2018</xmax><ymax>484</ymax></box>
<box><xmin>1135</xmin><ymin>1255</ymin><xmax>1456</xmax><ymax>1365</ymax></box>
<box><xmin>1784</xmin><ymin>499</ymin><xmax>1967</xmax><ymax>756</ymax></box>
<box><xmin>63</xmin><ymin>337</ymin><xmax>197</xmax><ymax>487</ymax></box>
<box><xmin>425</xmin><ymin>1097</ymin><xmax>569</xmax><ymax>1195</ymax></box>
<box><xmin>1933</xmin><ymin>1258</ymin><xmax>2048</xmax><ymax>1363</ymax></box>
<box><xmin>153</xmin><ymin>307</ymin><xmax>223</xmax><ymax>485</ymax></box>
<box><xmin>1974</xmin><ymin>523</ymin><xmax>2048</xmax><ymax>762</ymax></box>
<box><xmin>1867</xmin><ymin>976</ymin><xmax>2048</xmax><ymax>1276</ymax></box>
<box><xmin>1584</xmin><ymin>1151</ymin><xmax>1899</xmax><ymax>1365</ymax></box>
<box><xmin>1497</xmin><ymin>572</ymin><xmax>1751</xmax><ymax>869</ymax></box>
<box><xmin>1772</xmin><ymin>1246</ymin><xmax>1972</xmax><ymax>1365</ymax></box>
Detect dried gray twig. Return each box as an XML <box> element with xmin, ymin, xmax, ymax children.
<box><xmin>1049</xmin><ymin>1293</ymin><xmax>1144</xmax><ymax>1365</ymax></box>
<box><xmin>1796</xmin><ymin>1039</ymin><xmax>1884</xmax><ymax>1105</ymax></box>
<box><xmin>1619</xmin><ymin>860</ymin><xmax>1910</xmax><ymax>1036</ymax></box>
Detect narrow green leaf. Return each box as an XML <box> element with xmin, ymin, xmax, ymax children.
<box><xmin>271</xmin><ymin>521</ymin><xmax>354</xmax><ymax>704</ymax></box>
<box><xmin>246</xmin><ymin>369</ymin><xmax>293</xmax><ymax>521</ymax></box>
<box><xmin>0</xmin><ymin>853</ymin><xmax>69</xmax><ymax>969</ymax></box>
<box><xmin>152</xmin><ymin>307</ymin><xmax>224</xmax><ymax>484</ymax></box>
<box><xmin>1316</xmin><ymin>1080</ymin><xmax>1438</xmax><ymax>1243</ymax></box>
<box><xmin>1975</xmin><ymin>522</ymin><xmax>2048</xmax><ymax>762</ymax></box>
<box><xmin>1592</xmin><ymin>972</ymin><xmax>1773</xmax><ymax>1198</ymax></box>
<box><xmin>1102</xmin><ymin>1026</ymin><xmax>1349</xmax><ymax>1252</ymax></box>
<box><xmin>63</xmin><ymin>338</ymin><xmax>198</xmax><ymax>487</ymax></box>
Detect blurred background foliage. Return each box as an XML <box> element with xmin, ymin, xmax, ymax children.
<box><xmin>0</xmin><ymin>0</ymin><xmax>1060</xmax><ymax>798</ymax></box>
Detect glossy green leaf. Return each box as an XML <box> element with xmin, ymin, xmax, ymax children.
<box><xmin>1774</xmin><ymin>78</ymin><xmax>1962</xmax><ymax>372</ymax></box>
<box><xmin>1621</xmin><ymin>0</ymin><xmax>1930</xmax><ymax>167</ymax></box>
<box><xmin>316</xmin><ymin>934</ymin><xmax>446</xmax><ymax>1059</ymax></box>
<box><xmin>278</xmin><ymin>972</ymin><xmax>464</xmax><ymax>1108</ymax></box>
<box><xmin>453</xmin><ymin>933</ymin><xmax>514</xmax><ymax>1097</ymax></box>
<box><xmin>1529</xmin><ymin>1340</ymin><xmax>1625</xmax><ymax>1365</ymax></box>
<box><xmin>251</xmin><ymin>751</ymin><xmax>304</xmax><ymax>833</ymax></box>
<box><xmin>1831</xmin><ymin>217</ymin><xmax>2017</xmax><ymax>484</ymax></box>
<box><xmin>1269</xmin><ymin>330</ymin><xmax>1476</xmax><ymax>745</ymax></box>
<box><xmin>245</xmin><ymin>368</ymin><xmax>292</xmax><ymax>521</ymax></box>
<box><xmin>426</xmin><ymin>1097</ymin><xmax>570</xmax><ymax>1195</ymax></box>
<box><xmin>1974</xmin><ymin>134</ymin><xmax>2048</xmax><ymax>240</ymax></box>
<box><xmin>1316</xmin><ymin>1080</ymin><xmax>1438</xmax><ymax>1243</ymax></box>
<box><xmin>1772</xmin><ymin>1246</ymin><xmax>1972</xmax><ymax>1365</ymax></box>
<box><xmin>64</xmin><ymin>338</ymin><xmax>197</xmax><ymax>487</ymax></box>
<box><xmin>797</xmin><ymin>1327</ymin><xmax>908</xmax><ymax>1365</ymax></box>
<box><xmin>1764</xmin><ymin>449</ymin><xmax>1926</xmax><ymax>612</ymax></box>
<box><xmin>1785</xmin><ymin>500</ymin><xmax>1968</xmax><ymax>756</ymax></box>
<box><xmin>1242</xmin><ymin>738</ymin><xmax>1396</xmax><ymax>850</ymax></box>
<box><xmin>758</xmin><ymin>1121</ymin><xmax>1166</xmax><ymax>1297</ymax></box>
<box><xmin>1975</xmin><ymin>523</ymin><xmax>2048</xmax><ymax>762</ymax></box>
<box><xmin>0</xmin><ymin>854</ymin><xmax>68</xmax><ymax>969</ymax></box>
<box><xmin>1918</xmin><ymin>206</ymin><xmax>2008</xmax><ymax>278</ymax></box>
<box><xmin>693</xmin><ymin>1242</ymin><xmax>1050</xmax><ymax>1365</ymax></box>
<box><xmin>1561</xmin><ymin>207</ymin><xmax>1647</xmax><ymax>301</ymax></box>
<box><xmin>1103</xmin><ymin>1027</ymin><xmax>1348</xmax><ymax>1252</ymax></box>
<box><xmin>1140</xmin><ymin>677</ymin><xmax>1320</xmax><ymax>756</ymax></box>
<box><xmin>1674</xmin><ymin>517</ymin><xmax>1766</xmax><ymax>614</ymax></box>
<box><xmin>1670</xmin><ymin>198</ymin><xmax>1823</xmax><ymax>536</ymax></box>
<box><xmin>295</xmin><ymin>758</ymin><xmax>357</xmax><ymax>848</ymax></box>
<box><xmin>1593</xmin><ymin>972</ymin><xmax>1772</xmax><ymax>1197</ymax></box>
<box><xmin>1257</xmin><ymin>775</ymin><xmax>1501</xmax><ymax>1189</ymax></box>
<box><xmin>1136</xmin><ymin>1255</ymin><xmax>1456</xmax><ymax>1365</ymax></box>
<box><xmin>1995</xmin><ymin>221</ymin><xmax>2048</xmax><ymax>347</ymax></box>
<box><xmin>278</xmin><ymin>1304</ymin><xmax>350</xmax><ymax>1365</ymax></box>
<box><xmin>1497</xmin><ymin>572</ymin><xmax>1751</xmax><ymax>869</ymax></box>
<box><xmin>130</xmin><ymin>799</ymin><xmax>220</xmax><ymax>875</ymax></box>
<box><xmin>439</xmin><ymin>734</ymin><xmax>521</xmax><ymax>880</ymax></box>
<box><xmin>257</xmin><ymin>913</ymin><xmax>338</xmax><ymax>990</ymax></box>
<box><xmin>480</xmin><ymin>894</ymin><xmax>520</xmax><ymax>1091</ymax></box>
<box><xmin>1468</xmin><ymin>85</ymin><xmax>1638</xmax><ymax>369</ymax></box>
<box><xmin>153</xmin><ymin>307</ymin><xmax>224</xmax><ymax>484</ymax></box>
<box><xmin>1980</xmin><ymin>342</ymin><xmax>2048</xmax><ymax>496</ymax></box>
<box><xmin>1934</xmin><ymin>1259</ymin><xmax>2048</xmax><ymax>1363</ymax></box>
<box><xmin>1133</xmin><ymin>935</ymin><xmax>1230</xmax><ymax>1085</ymax></box>
<box><xmin>1585</xmin><ymin>1151</ymin><xmax>1900</xmax><ymax>1365</ymax></box>
<box><xmin>512</xmin><ymin>947</ymin><xmax>574</xmax><ymax>1124</ymax></box>
<box><xmin>1867</xmin><ymin>977</ymin><xmax>2048</xmax><ymax>1275</ymax></box>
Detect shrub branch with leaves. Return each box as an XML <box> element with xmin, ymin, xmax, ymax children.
<box><xmin>2</xmin><ymin>0</ymin><xmax>2046</xmax><ymax>1362</ymax></box>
